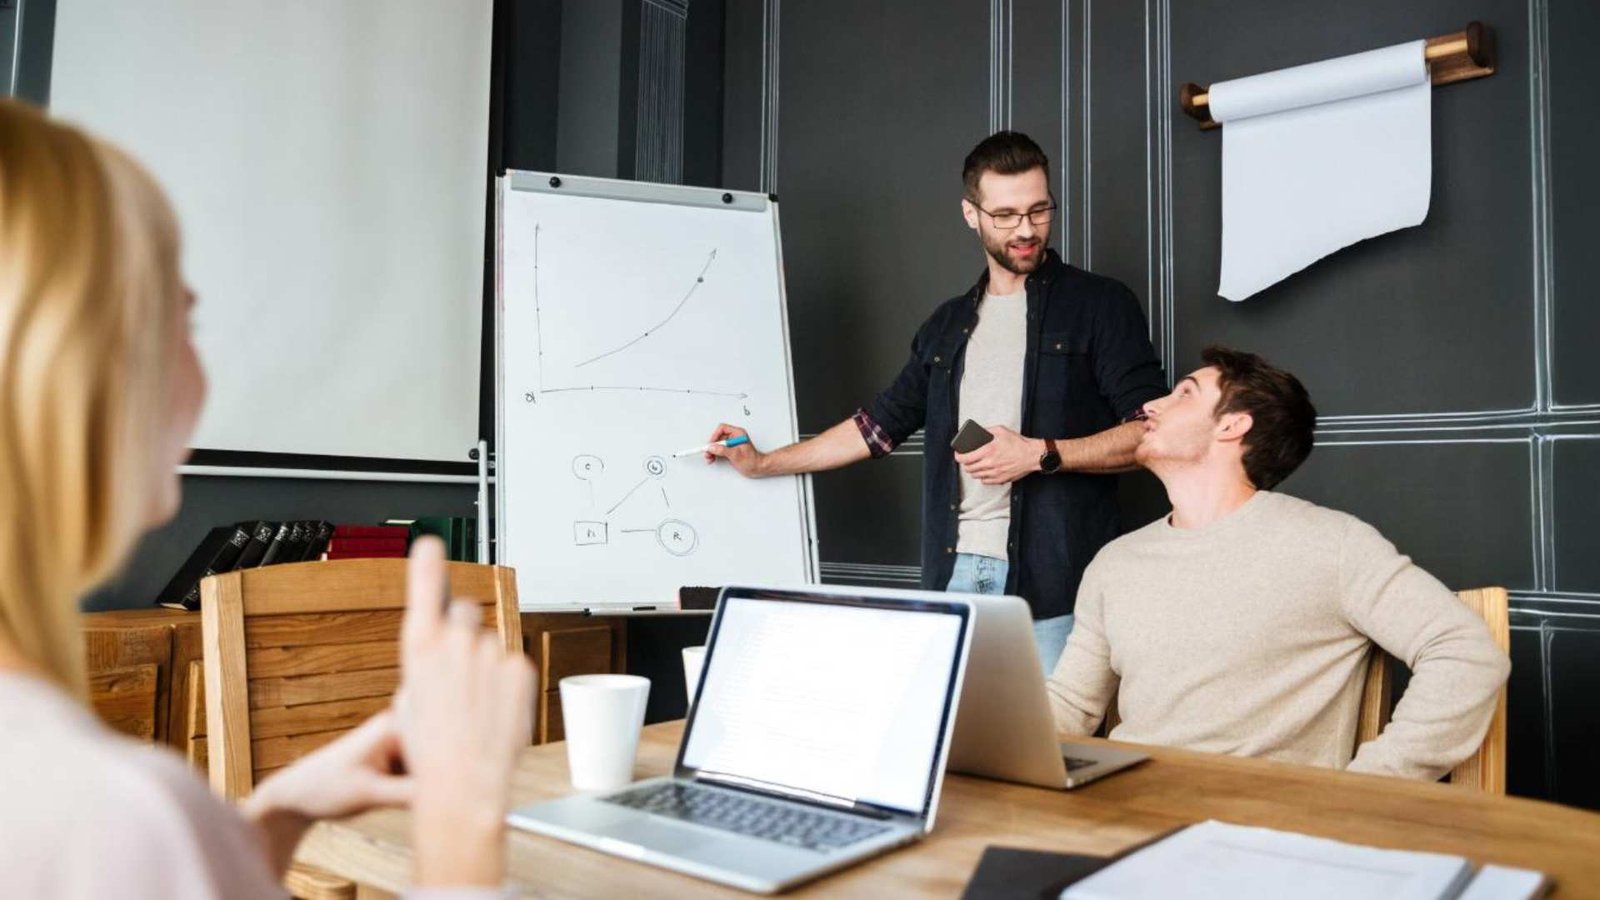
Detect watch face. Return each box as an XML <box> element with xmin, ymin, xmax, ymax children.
<box><xmin>1041</xmin><ymin>451</ymin><xmax>1061</xmax><ymax>472</ymax></box>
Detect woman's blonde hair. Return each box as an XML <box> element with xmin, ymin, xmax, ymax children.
<box><xmin>0</xmin><ymin>99</ymin><xmax>185</xmax><ymax>696</ymax></box>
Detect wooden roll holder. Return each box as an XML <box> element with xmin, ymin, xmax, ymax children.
<box><xmin>1178</xmin><ymin>21</ymin><xmax>1495</xmax><ymax>130</ymax></box>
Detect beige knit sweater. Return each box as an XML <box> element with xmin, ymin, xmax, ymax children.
<box><xmin>1047</xmin><ymin>491</ymin><xmax>1510</xmax><ymax>780</ymax></box>
<box><xmin>0</xmin><ymin>672</ymin><xmax>508</xmax><ymax>899</ymax></box>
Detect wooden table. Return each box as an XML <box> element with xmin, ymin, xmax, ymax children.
<box><xmin>298</xmin><ymin>721</ymin><xmax>1600</xmax><ymax>897</ymax></box>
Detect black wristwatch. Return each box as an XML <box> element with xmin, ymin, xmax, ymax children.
<box><xmin>1038</xmin><ymin>438</ymin><xmax>1061</xmax><ymax>474</ymax></box>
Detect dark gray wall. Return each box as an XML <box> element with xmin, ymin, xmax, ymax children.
<box><xmin>1</xmin><ymin>2</ymin><xmax>15</xmax><ymax>96</ymax></box>
<box><xmin>720</xmin><ymin>0</ymin><xmax>1600</xmax><ymax>811</ymax></box>
<box><xmin>500</xmin><ymin>0</ymin><xmax>564</xmax><ymax>173</ymax></box>
<box><xmin>681</xmin><ymin>0</ymin><xmax>725</xmax><ymax>188</ymax></box>
<box><xmin>556</xmin><ymin>0</ymin><xmax>625</xmax><ymax>177</ymax></box>
<box><xmin>546</xmin><ymin>0</ymin><xmax>723</xmax><ymax>185</ymax></box>
<box><xmin>1</xmin><ymin>0</ymin><xmax>54</xmax><ymax>104</ymax></box>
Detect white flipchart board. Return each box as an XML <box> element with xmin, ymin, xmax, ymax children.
<box><xmin>496</xmin><ymin>172</ymin><xmax>817</xmax><ymax>610</ymax></box>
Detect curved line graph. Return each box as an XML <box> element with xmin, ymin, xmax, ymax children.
<box><xmin>574</xmin><ymin>248</ymin><xmax>719</xmax><ymax>368</ymax></box>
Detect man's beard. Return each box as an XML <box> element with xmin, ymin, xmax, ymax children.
<box><xmin>983</xmin><ymin>232</ymin><xmax>1045</xmax><ymax>275</ymax></box>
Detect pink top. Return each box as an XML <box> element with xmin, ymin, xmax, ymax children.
<box><xmin>0</xmin><ymin>672</ymin><xmax>507</xmax><ymax>899</ymax></box>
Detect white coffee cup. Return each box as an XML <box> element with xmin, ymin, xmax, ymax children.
<box><xmin>682</xmin><ymin>645</ymin><xmax>707</xmax><ymax>706</ymax></box>
<box><xmin>559</xmin><ymin>674</ymin><xmax>650</xmax><ymax>791</ymax></box>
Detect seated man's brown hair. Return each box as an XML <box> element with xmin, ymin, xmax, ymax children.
<box><xmin>1201</xmin><ymin>345</ymin><xmax>1317</xmax><ymax>489</ymax></box>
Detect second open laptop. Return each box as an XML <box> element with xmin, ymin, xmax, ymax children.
<box><xmin>509</xmin><ymin>585</ymin><xmax>975</xmax><ymax>894</ymax></box>
<box><xmin>947</xmin><ymin>593</ymin><xmax>1148</xmax><ymax>789</ymax></box>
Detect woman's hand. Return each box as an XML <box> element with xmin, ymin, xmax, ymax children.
<box><xmin>240</xmin><ymin>536</ymin><xmax>535</xmax><ymax>887</ymax></box>
<box><xmin>399</xmin><ymin>536</ymin><xmax>537</xmax><ymax>887</ymax></box>
<box><xmin>242</xmin><ymin>709</ymin><xmax>412</xmax><ymax>876</ymax></box>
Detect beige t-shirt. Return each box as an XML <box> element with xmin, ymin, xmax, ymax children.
<box><xmin>1047</xmin><ymin>491</ymin><xmax>1510</xmax><ymax>781</ymax></box>
<box><xmin>956</xmin><ymin>289</ymin><xmax>1026</xmax><ymax>560</ymax></box>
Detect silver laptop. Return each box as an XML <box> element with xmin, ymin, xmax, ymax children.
<box><xmin>508</xmin><ymin>585</ymin><xmax>976</xmax><ymax>894</ymax></box>
<box><xmin>948</xmin><ymin>593</ymin><xmax>1147</xmax><ymax>788</ymax></box>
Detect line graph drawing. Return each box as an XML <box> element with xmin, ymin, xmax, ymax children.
<box><xmin>523</xmin><ymin>225</ymin><xmax>748</xmax><ymax>410</ymax></box>
<box><xmin>574</xmin><ymin>249</ymin><xmax>719</xmax><ymax>368</ymax></box>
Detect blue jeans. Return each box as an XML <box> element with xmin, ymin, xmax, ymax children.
<box><xmin>946</xmin><ymin>553</ymin><xmax>1075</xmax><ymax>672</ymax></box>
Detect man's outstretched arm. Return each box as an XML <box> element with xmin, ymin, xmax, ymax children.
<box><xmin>703</xmin><ymin>418</ymin><xmax>872</xmax><ymax>477</ymax></box>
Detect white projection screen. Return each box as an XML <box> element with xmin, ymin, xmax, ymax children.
<box><xmin>48</xmin><ymin>0</ymin><xmax>491</xmax><ymax>463</ymax></box>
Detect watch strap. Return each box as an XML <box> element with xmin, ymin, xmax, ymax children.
<box><xmin>1041</xmin><ymin>438</ymin><xmax>1061</xmax><ymax>474</ymax></box>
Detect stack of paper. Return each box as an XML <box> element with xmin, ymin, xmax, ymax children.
<box><xmin>1062</xmin><ymin>821</ymin><xmax>1547</xmax><ymax>900</ymax></box>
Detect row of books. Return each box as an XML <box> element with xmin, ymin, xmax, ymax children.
<box><xmin>156</xmin><ymin>517</ymin><xmax>481</xmax><ymax>610</ymax></box>
<box><xmin>388</xmin><ymin>516</ymin><xmax>481</xmax><ymax>566</ymax></box>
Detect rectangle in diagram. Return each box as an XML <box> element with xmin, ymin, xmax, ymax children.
<box><xmin>574</xmin><ymin>521</ymin><xmax>609</xmax><ymax>546</ymax></box>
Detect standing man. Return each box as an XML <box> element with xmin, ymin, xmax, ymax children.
<box><xmin>704</xmin><ymin>131</ymin><xmax>1166</xmax><ymax>670</ymax></box>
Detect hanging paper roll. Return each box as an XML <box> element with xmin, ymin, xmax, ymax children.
<box><xmin>1211</xmin><ymin>40</ymin><xmax>1431</xmax><ymax>301</ymax></box>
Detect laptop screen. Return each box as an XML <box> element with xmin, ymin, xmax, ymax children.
<box><xmin>679</xmin><ymin>589</ymin><xmax>968</xmax><ymax>816</ymax></box>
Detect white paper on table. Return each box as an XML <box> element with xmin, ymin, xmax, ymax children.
<box><xmin>1456</xmin><ymin>865</ymin><xmax>1551</xmax><ymax>900</ymax></box>
<box><xmin>1211</xmin><ymin>40</ymin><xmax>1431</xmax><ymax>302</ymax></box>
<box><xmin>1061</xmin><ymin>820</ymin><xmax>1474</xmax><ymax>900</ymax></box>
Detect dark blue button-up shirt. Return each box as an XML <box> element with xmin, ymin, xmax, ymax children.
<box><xmin>856</xmin><ymin>249</ymin><xmax>1166</xmax><ymax>619</ymax></box>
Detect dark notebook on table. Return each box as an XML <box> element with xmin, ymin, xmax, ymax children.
<box><xmin>960</xmin><ymin>847</ymin><xmax>1115</xmax><ymax>900</ymax></box>
<box><xmin>961</xmin><ymin>831</ymin><xmax>1183</xmax><ymax>900</ymax></box>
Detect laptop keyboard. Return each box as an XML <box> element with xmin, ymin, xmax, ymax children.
<box><xmin>1065</xmin><ymin>756</ymin><xmax>1098</xmax><ymax>772</ymax></box>
<box><xmin>603</xmin><ymin>782</ymin><xmax>891</xmax><ymax>852</ymax></box>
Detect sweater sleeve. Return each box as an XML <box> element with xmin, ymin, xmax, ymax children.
<box><xmin>34</xmin><ymin>748</ymin><xmax>290</xmax><ymax>900</ymax></box>
<box><xmin>1338</xmin><ymin>518</ymin><xmax>1510</xmax><ymax>781</ymax></box>
<box><xmin>1045</xmin><ymin>558</ymin><xmax>1120</xmax><ymax>736</ymax></box>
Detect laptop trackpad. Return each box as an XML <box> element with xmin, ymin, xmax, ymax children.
<box><xmin>602</xmin><ymin>818</ymin><xmax>715</xmax><ymax>855</ymax></box>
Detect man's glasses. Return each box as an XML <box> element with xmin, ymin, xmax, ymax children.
<box><xmin>970</xmin><ymin>202</ymin><xmax>1058</xmax><ymax>230</ymax></box>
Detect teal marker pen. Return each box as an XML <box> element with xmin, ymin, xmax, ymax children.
<box><xmin>672</xmin><ymin>435</ymin><xmax>751</xmax><ymax>458</ymax></box>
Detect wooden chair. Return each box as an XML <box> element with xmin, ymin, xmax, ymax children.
<box><xmin>1357</xmin><ymin>587</ymin><xmax>1510</xmax><ymax>794</ymax></box>
<box><xmin>200</xmin><ymin>559</ymin><xmax>524</xmax><ymax>900</ymax></box>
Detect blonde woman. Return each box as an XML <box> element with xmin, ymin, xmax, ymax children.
<box><xmin>0</xmin><ymin>98</ymin><xmax>533</xmax><ymax>897</ymax></box>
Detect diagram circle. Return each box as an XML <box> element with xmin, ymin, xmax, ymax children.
<box><xmin>572</xmin><ymin>455</ymin><xmax>605</xmax><ymax>480</ymax></box>
<box><xmin>644</xmin><ymin>456</ymin><xmax>667</xmax><ymax>478</ymax></box>
<box><xmin>655</xmin><ymin>519</ymin><xmax>698</xmax><ymax>557</ymax></box>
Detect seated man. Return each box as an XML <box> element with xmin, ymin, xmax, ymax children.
<box><xmin>1047</xmin><ymin>346</ymin><xmax>1509</xmax><ymax>780</ymax></box>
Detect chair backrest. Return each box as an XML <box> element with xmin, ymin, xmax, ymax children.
<box><xmin>1356</xmin><ymin>587</ymin><xmax>1510</xmax><ymax>793</ymax></box>
<box><xmin>200</xmin><ymin>558</ymin><xmax>522</xmax><ymax>800</ymax></box>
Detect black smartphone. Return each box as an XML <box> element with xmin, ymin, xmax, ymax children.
<box><xmin>950</xmin><ymin>418</ymin><xmax>995</xmax><ymax>454</ymax></box>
